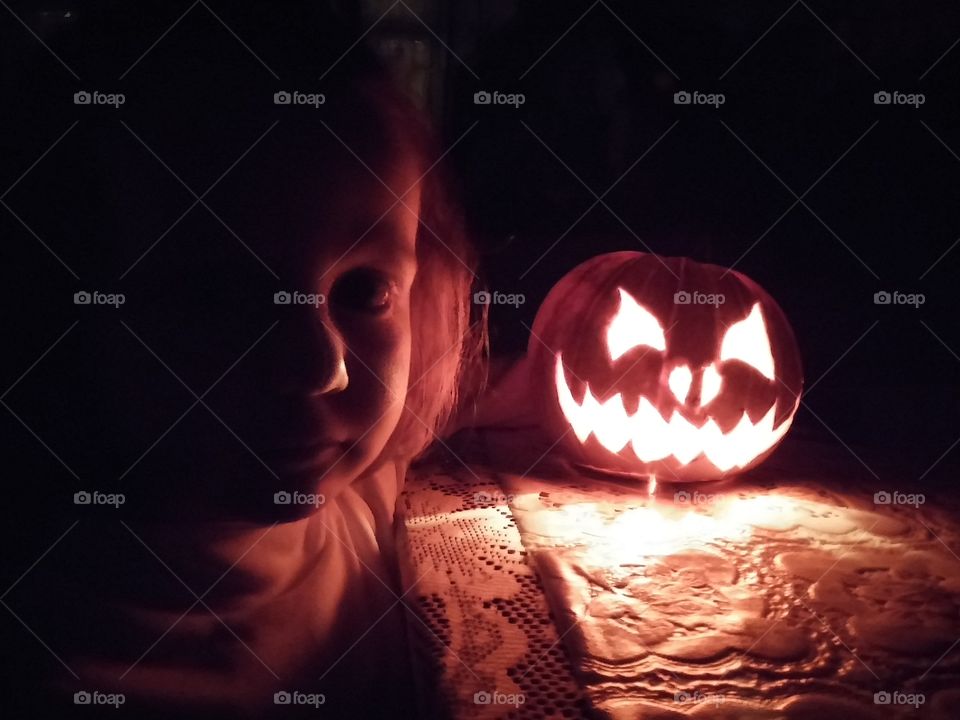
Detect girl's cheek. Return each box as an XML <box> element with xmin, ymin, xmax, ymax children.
<box><xmin>337</xmin><ymin>307</ymin><xmax>413</xmax><ymax>425</ymax></box>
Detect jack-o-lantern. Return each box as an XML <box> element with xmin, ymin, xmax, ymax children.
<box><xmin>529</xmin><ymin>252</ymin><xmax>802</xmax><ymax>481</ymax></box>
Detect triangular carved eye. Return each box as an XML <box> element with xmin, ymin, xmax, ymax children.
<box><xmin>720</xmin><ymin>303</ymin><xmax>775</xmax><ymax>379</ymax></box>
<box><xmin>606</xmin><ymin>288</ymin><xmax>666</xmax><ymax>361</ymax></box>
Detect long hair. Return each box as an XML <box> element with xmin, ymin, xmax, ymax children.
<box><xmin>340</xmin><ymin>77</ymin><xmax>487</xmax><ymax>461</ymax></box>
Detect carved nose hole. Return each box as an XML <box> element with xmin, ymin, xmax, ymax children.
<box><xmin>667</xmin><ymin>365</ymin><xmax>692</xmax><ymax>404</ymax></box>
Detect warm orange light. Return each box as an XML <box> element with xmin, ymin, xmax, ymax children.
<box><xmin>542</xmin><ymin>493</ymin><xmax>847</xmax><ymax>562</ymax></box>
<box><xmin>555</xmin><ymin>354</ymin><xmax>796</xmax><ymax>472</ymax></box>
<box><xmin>667</xmin><ymin>365</ymin><xmax>692</xmax><ymax>403</ymax></box>
<box><xmin>606</xmin><ymin>288</ymin><xmax>666</xmax><ymax>360</ymax></box>
<box><xmin>548</xmin><ymin>501</ymin><xmax>753</xmax><ymax>559</ymax></box>
<box><xmin>700</xmin><ymin>362</ymin><xmax>722</xmax><ymax>405</ymax></box>
<box><xmin>720</xmin><ymin>303</ymin><xmax>775</xmax><ymax>380</ymax></box>
<box><xmin>531</xmin><ymin>254</ymin><xmax>802</xmax><ymax>482</ymax></box>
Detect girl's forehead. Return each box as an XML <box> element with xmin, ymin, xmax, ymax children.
<box><xmin>328</xmin><ymin>149</ymin><xmax>422</xmax><ymax>222</ymax></box>
<box><xmin>101</xmin><ymin>116</ymin><xmax>424</xmax><ymax>279</ymax></box>
<box><xmin>262</xmin><ymin>127</ymin><xmax>421</xmax><ymax>209</ymax></box>
<box><xmin>253</xmin><ymin>139</ymin><xmax>423</xmax><ymax>272</ymax></box>
<box><xmin>306</xmin><ymin>141</ymin><xmax>421</xmax><ymax>239</ymax></box>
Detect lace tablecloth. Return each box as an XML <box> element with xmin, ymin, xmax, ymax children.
<box><xmin>398</xmin><ymin>442</ymin><xmax>960</xmax><ymax>719</ymax></box>
<box><xmin>397</xmin><ymin>461</ymin><xmax>589</xmax><ymax>719</ymax></box>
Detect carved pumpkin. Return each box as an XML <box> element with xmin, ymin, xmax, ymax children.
<box><xmin>529</xmin><ymin>252</ymin><xmax>802</xmax><ymax>481</ymax></box>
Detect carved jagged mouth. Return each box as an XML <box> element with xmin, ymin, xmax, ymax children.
<box><xmin>555</xmin><ymin>354</ymin><xmax>796</xmax><ymax>472</ymax></box>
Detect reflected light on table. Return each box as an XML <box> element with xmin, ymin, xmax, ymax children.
<box><xmin>552</xmin><ymin>493</ymin><xmax>817</xmax><ymax>562</ymax></box>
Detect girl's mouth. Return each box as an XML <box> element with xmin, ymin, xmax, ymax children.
<box><xmin>264</xmin><ymin>440</ymin><xmax>352</xmax><ymax>475</ymax></box>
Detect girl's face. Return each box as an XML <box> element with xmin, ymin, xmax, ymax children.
<box><xmin>100</xmin><ymin>129</ymin><xmax>422</xmax><ymax>522</ymax></box>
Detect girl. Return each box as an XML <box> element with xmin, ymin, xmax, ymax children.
<box><xmin>2</xmin><ymin>4</ymin><xmax>484</xmax><ymax>718</ymax></box>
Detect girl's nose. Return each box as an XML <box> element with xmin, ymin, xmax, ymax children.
<box><xmin>278</xmin><ymin>308</ymin><xmax>349</xmax><ymax>396</ymax></box>
<box><xmin>313</xmin><ymin>351</ymin><xmax>349</xmax><ymax>395</ymax></box>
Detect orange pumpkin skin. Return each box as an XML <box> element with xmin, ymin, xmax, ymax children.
<box><xmin>528</xmin><ymin>252</ymin><xmax>803</xmax><ymax>482</ymax></box>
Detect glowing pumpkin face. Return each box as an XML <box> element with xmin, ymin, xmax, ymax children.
<box><xmin>529</xmin><ymin>252</ymin><xmax>803</xmax><ymax>481</ymax></box>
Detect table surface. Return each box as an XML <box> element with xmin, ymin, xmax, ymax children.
<box><xmin>397</xmin><ymin>436</ymin><xmax>960</xmax><ymax>719</ymax></box>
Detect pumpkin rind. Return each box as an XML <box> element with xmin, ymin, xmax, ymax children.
<box><xmin>528</xmin><ymin>252</ymin><xmax>803</xmax><ymax>481</ymax></box>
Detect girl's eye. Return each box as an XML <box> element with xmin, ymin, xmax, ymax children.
<box><xmin>329</xmin><ymin>268</ymin><xmax>396</xmax><ymax>314</ymax></box>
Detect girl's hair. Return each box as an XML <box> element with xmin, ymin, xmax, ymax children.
<box><xmin>335</xmin><ymin>73</ymin><xmax>488</xmax><ymax>462</ymax></box>
<box><xmin>1</xmin><ymin>0</ymin><xmax>486</xmax><ymax>468</ymax></box>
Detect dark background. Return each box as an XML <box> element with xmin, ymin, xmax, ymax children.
<box><xmin>2</xmin><ymin>0</ymin><xmax>959</xmax><ymax>498</ymax></box>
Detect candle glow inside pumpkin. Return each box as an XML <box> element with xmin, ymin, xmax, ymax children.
<box><xmin>554</xmin><ymin>287</ymin><xmax>798</xmax><ymax>474</ymax></box>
